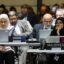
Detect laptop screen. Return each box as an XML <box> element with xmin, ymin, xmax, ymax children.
<box><xmin>46</xmin><ymin>36</ymin><xmax>60</xmax><ymax>43</ymax></box>
<box><xmin>39</xmin><ymin>29</ymin><xmax>52</xmax><ymax>41</ymax></box>
<box><xmin>0</xmin><ymin>30</ymin><xmax>9</xmax><ymax>42</ymax></box>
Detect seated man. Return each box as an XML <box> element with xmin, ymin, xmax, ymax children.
<box><xmin>13</xmin><ymin>19</ymin><xmax>33</xmax><ymax>64</ymax></box>
<box><xmin>14</xmin><ymin>19</ymin><xmax>33</xmax><ymax>41</ymax></box>
<box><xmin>33</xmin><ymin>13</ymin><xmax>53</xmax><ymax>39</ymax></box>
<box><xmin>32</xmin><ymin>13</ymin><xmax>54</xmax><ymax>64</ymax></box>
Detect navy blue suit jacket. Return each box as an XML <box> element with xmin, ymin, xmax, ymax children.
<box><xmin>33</xmin><ymin>24</ymin><xmax>53</xmax><ymax>39</ymax></box>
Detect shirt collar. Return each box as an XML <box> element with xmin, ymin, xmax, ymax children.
<box><xmin>43</xmin><ymin>25</ymin><xmax>52</xmax><ymax>30</ymax></box>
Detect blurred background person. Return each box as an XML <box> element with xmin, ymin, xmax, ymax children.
<box><xmin>18</xmin><ymin>4</ymin><xmax>38</xmax><ymax>27</ymax></box>
<box><xmin>0</xmin><ymin>4</ymin><xmax>8</xmax><ymax>14</ymax></box>
<box><xmin>60</xmin><ymin>3</ymin><xmax>64</xmax><ymax>9</ymax></box>
<box><xmin>37</xmin><ymin>4</ymin><xmax>51</xmax><ymax>23</ymax></box>
<box><xmin>52</xmin><ymin>8</ymin><xmax>64</xmax><ymax>26</ymax></box>
<box><xmin>56</xmin><ymin>9</ymin><xmax>64</xmax><ymax>18</ymax></box>
<box><xmin>9</xmin><ymin>6</ymin><xmax>17</xmax><ymax>16</ymax></box>
<box><xmin>8</xmin><ymin>11</ymin><xmax>18</xmax><ymax>26</ymax></box>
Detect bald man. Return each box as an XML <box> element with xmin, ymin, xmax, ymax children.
<box><xmin>33</xmin><ymin>13</ymin><xmax>53</xmax><ymax>39</ymax></box>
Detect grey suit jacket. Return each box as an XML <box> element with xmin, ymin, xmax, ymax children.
<box><xmin>14</xmin><ymin>20</ymin><xmax>33</xmax><ymax>37</ymax></box>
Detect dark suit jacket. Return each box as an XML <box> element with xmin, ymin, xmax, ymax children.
<box><xmin>50</xmin><ymin>29</ymin><xmax>64</xmax><ymax>36</ymax></box>
<box><xmin>27</xmin><ymin>13</ymin><xmax>38</xmax><ymax>27</ymax></box>
<box><xmin>33</xmin><ymin>24</ymin><xmax>53</xmax><ymax>39</ymax></box>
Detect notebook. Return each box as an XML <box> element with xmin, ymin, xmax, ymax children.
<box><xmin>0</xmin><ymin>30</ymin><xmax>9</xmax><ymax>42</ymax></box>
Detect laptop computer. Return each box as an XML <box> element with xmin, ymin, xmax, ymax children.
<box><xmin>45</xmin><ymin>36</ymin><xmax>63</xmax><ymax>50</ymax></box>
<box><xmin>39</xmin><ymin>29</ymin><xmax>52</xmax><ymax>41</ymax></box>
<box><xmin>46</xmin><ymin>36</ymin><xmax>60</xmax><ymax>43</ymax></box>
<box><xmin>0</xmin><ymin>30</ymin><xmax>9</xmax><ymax>42</ymax></box>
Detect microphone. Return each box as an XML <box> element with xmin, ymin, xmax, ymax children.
<box><xmin>40</xmin><ymin>38</ymin><xmax>46</xmax><ymax>49</ymax></box>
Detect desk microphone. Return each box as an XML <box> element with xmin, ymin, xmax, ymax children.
<box><xmin>40</xmin><ymin>38</ymin><xmax>46</xmax><ymax>50</ymax></box>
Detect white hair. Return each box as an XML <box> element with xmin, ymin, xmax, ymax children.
<box><xmin>0</xmin><ymin>14</ymin><xmax>13</xmax><ymax>30</ymax></box>
<box><xmin>56</xmin><ymin>9</ymin><xmax>64</xmax><ymax>18</ymax></box>
<box><xmin>43</xmin><ymin>13</ymin><xmax>52</xmax><ymax>21</ymax></box>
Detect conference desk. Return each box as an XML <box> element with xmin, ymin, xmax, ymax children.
<box><xmin>27</xmin><ymin>49</ymin><xmax>64</xmax><ymax>54</ymax></box>
<box><xmin>0</xmin><ymin>42</ymin><xmax>64</xmax><ymax>54</ymax></box>
<box><xmin>0</xmin><ymin>42</ymin><xmax>64</xmax><ymax>64</ymax></box>
<box><xmin>0</xmin><ymin>42</ymin><xmax>40</xmax><ymax>46</ymax></box>
<box><xmin>0</xmin><ymin>42</ymin><xmax>40</xmax><ymax>64</ymax></box>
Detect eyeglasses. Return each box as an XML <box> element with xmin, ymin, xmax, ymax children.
<box><xmin>44</xmin><ymin>21</ymin><xmax>52</xmax><ymax>23</ymax></box>
<box><xmin>0</xmin><ymin>21</ymin><xmax>7</xmax><ymax>23</ymax></box>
